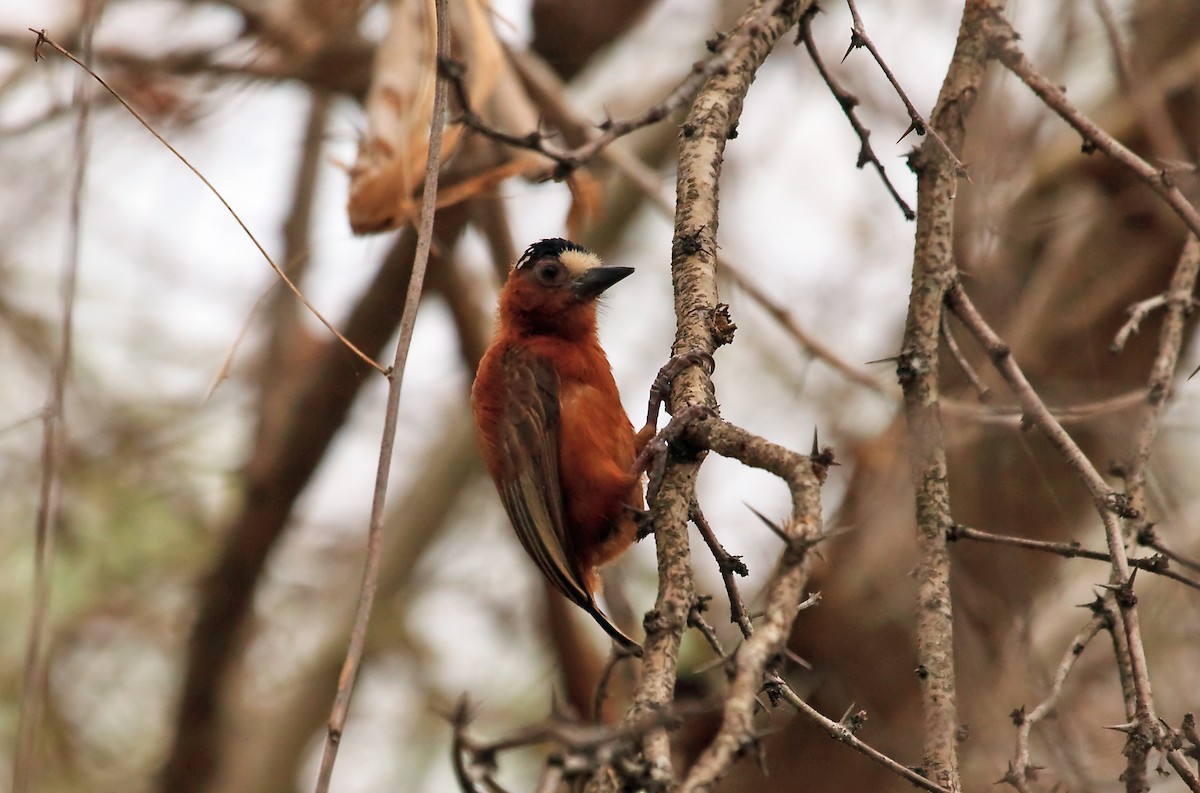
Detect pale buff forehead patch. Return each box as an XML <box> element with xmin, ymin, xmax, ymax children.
<box><xmin>558</xmin><ymin>248</ymin><xmax>602</xmax><ymax>277</ymax></box>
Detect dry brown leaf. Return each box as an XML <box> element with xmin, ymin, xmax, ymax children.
<box><xmin>348</xmin><ymin>0</ymin><xmax>553</xmax><ymax>234</ymax></box>
<box><xmin>565</xmin><ymin>170</ymin><xmax>603</xmax><ymax>239</ymax></box>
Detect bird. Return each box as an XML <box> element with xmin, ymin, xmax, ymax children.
<box><xmin>471</xmin><ymin>238</ymin><xmax>643</xmax><ymax>652</ymax></box>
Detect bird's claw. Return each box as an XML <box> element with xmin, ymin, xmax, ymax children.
<box><xmin>630</xmin><ymin>506</ymin><xmax>655</xmax><ymax>540</ymax></box>
<box><xmin>635</xmin><ymin>404</ymin><xmax>720</xmax><ymax>514</ymax></box>
<box><xmin>643</xmin><ymin>350</ymin><xmax>717</xmax><ymax>434</ymax></box>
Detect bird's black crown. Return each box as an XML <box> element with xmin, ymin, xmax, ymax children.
<box><xmin>516</xmin><ymin>238</ymin><xmax>589</xmax><ymax>270</ymax></box>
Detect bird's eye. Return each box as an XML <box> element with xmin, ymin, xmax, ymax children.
<box><xmin>536</xmin><ymin>262</ymin><xmax>561</xmax><ymax>282</ymax></box>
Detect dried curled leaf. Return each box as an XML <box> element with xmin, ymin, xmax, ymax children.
<box><xmin>347</xmin><ymin>0</ymin><xmax>550</xmax><ymax>234</ymax></box>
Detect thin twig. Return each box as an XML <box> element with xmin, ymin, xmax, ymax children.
<box><xmin>441</xmin><ymin>37</ymin><xmax>736</xmax><ymax>179</ymax></box>
<box><xmin>688</xmin><ymin>598</ymin><xmax>728</xmax><ymax>658</ymax></box>
<box><xmin>1137</xmin><ymin>524</ymin><xmax>1200</xmax><ymax>575</ymax></box>
<box><xmin>948</xmin><ymin>524</ymin><xmax>1200</xmax><ymax>591</ymax></box>
<box><xmin>1110</xmin><ymin>232</ymin><xmax>1200</xmax><ymax>790</ymax></box>
<box><xmin>1111</xmin><ymin>294</ymin><xmax>1169</xmax><ymax>354</ymax></box>
<box><xmin>13</xmin><ymin>9</ymin><xmax>99</xmax><ymax>792</ymax></box>
<box><xmin>843</xmin><ymin>0</ymin><xmax>967</xmax><ymax>177</ymax></box>
<box><xmin>940</xmin><ymin>312</ymin><xmax>991</xmax><ymax>401</ymax></box>
<box><xmin>30</xmin><ymin>29</ymin><xmax>385</xmax><ymax>375</ymax></box>
<box><xmin>940</xmin><ymin>388</ymin><xmax>1144</xmax><ymax>426</ymax></box>
<box><xmin>691</xmin><ymin>501</ymin><xmax>753</xmax><ymax>638</ymax></box>
<box><xmin>312</xmin><ymin>1</ymin><xmax>449</xmax><ymax>789</ymax></box>
<box><xmin>797</xmin><ymin>6</ymin><xmax>914</xmax><ymax>219</ymax></box>
<box><xmin>1121</xmin><ymin>236</ymin><xmax>1200</xmax><ymax>521</ymax></box>
<box><xmin>765</xmin><ymin>674</ymin><xmax>952</xmax><ymax>793</ymax></box>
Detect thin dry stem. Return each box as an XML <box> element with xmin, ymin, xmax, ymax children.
<box><xmin>312</xmin><ymin>0</ymin><xmax>449</xmax><ymax>789</ymax></box>
<box><xmin>691</xmin><ymin>501</ymin><xmax>753</xmax><ymax>638</ymax></box>
<box><xmin>940</xmin><ymin>313</ymin><xmax>991</xmax><ymax>401</ymax></box>
<box><xmin>14</xmin><ymin>9</ymin><xmax>99</xmax><ymax>792</ymax></box>
<box><xmin>442</xmin><ymin>34</ymin><xmax>737</xmax><ymax>179</ymax></box>
<box><xmin>1111</xmin><ymin>294</ymin><xmax>1170</xmax><ymax>355</ymax></box>
<box><xmin>1122</xmin><ymin>236</ymin><xmax>1200</xmax><ymax>521</ymax></box>
<box><xmin>30</xmin><ymin>29</ymin><xmax>385</xmax><ymax>375</ymax></box>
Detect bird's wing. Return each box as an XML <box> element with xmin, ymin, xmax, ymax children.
<box><xmin>495</xmin><ymin>347</ymin><xmax>594</xmax><ymax>610</ymax></box>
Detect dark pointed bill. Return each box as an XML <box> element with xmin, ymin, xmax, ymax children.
<box><xmin>572</xmin><ymin>266</ymin><xmax>634</xmax><ymax>300</ymax></box>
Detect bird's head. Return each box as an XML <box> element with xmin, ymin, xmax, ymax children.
<box><xmin>500</xmin><ymin>238</ymin><xmax>633</xmax><ymax>337</ymax></box>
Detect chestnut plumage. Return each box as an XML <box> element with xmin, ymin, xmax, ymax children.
<box><xmin>471</xmin><ymin>238</ymin><xmax>642</xmax><ymax>651</ymax></box>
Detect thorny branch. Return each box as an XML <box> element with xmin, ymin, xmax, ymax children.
<box><xmin>843</xmin><ymin>0</ymin><xmax>967</xmax><ymax>177</ymax></box>
<box><xmin>764</xmin><ymin>673</ymin><xmax>952</xmax><ymax>793</ymax></box>
<box><xmin>605</xmin><ymin>1</ymin><xmax>822</xmax><ymax>789</ymax></box>
<box><xmin>796</xmin><ymin>5</ymin><xmax>914</xmax><ymax>220</ymax></box>
<box><xmin>690</xmin><ymin>501</ymin><xmax>753</xmax><ymax>638</ymax></box>
<box><xmin>1110</xmin><ymin>219</ymin><xmax>1200</xmax><ymax>790</ymax></box>
<box><xmin>946</xmin><ymin>281</ymin><xmax>1200</xmax><ymax>791</ymax></box>
<box><xmin>1138</xmin><ymin>524</ymin><xmax>1200</xmax><ymax>576</ymax></box>
<box><xmin>452</xmin><ymin>697</ymin><xmax>691</xmax><ymax>793</ymax></box>
<box><xmin>1118</xmin><ymin>236</ymin><xmax>1200</xmax><ymax>526</ymax></box>
<box><xmin>947</xmin><ymin>524</ymin><xmax>1200</xmax><ymax>592</ymax></box>
<box><xmin>898</xmin><ymin>2</ymin><xmax>997</xmax><ymax>790</ymax></box>
<box><xmin>1001</xmin><ymin>614</ymin><xmax>1108</xmax><ymax>792</ymax></box>
<box><xmin>668</xmin><ymin>415</ymin><xmax>829</xmax><ymax>793</ymax></box>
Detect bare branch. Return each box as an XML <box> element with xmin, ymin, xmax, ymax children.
<box><xmin>1121</xmin><ymin>236</ymin><xmax>1200</xmax><ymax>520</ymax></box>
<box><xmin>1111</xmin><ymin>294</ymin><xmax>1170</xmax><ymax>355</ymax></box>
<box><xmin>441</xmin><ymin>32</ymin><xmax>739</xmax><ymax>180</ymax></box>
<box><xmin>691</xmin><ymin>501</ymin><xmax>753</xmax><ymax>638</ymax></box>
<box><xmin>945</xmin><ymin>281</ymin><xmax>1200</xmax><ymax>792</ymax></box>
<box><xmin>312</xmin><ymin>0</ymin><xmax>450</xmax><ymax>789</ymax></box>
<box><xmin>1137</xmin><ymin>524</ymin><xmax>1200</xmax><ymax>576</ymax></box>
<box><xmin>940</xmin><ymin>313</ymin><xmax>991</xmax><ymax>402</ymax></box>
<box><xmin>589</xmin><ymin>3</ymin><xmax>823</xmax><ymax>790</ymax></box>
<box><xmin>898</xmin><ymin>3</ymin><xmax>998</xmax><ymax>788</ymax></box>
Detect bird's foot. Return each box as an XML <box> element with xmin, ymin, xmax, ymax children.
<box><xmin>624</xmin><ymin>503</ymin><xmax>655</xmax><ymax>540</ymax></box>
<box><xmin>635</xmin><ymin>404</ymin><xmax>720</xmax><ymax>509</ymax></box>
<box><xmin>638</xmin><ymin>350</ymin><xmax>716</xmax><ymax>446</ymax></box>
